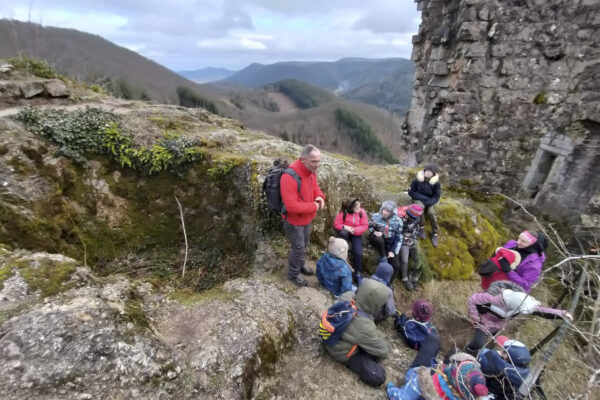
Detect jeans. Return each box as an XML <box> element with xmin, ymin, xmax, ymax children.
<box><xmin>369</xmin><ymin>233</ymin><xmax>400</xmax><ymax>281</ymax></box>
<box><xmin>414</xmin><ymin>200</ymin><xmax>439</xmax><ymax>234</ymax></box>
<box><xmin>338</xmin><ymin>229</ymin><xmax>363</xmax><ymax>273</ymax></box>
<box><xmin>284</xmin><ymin>221</ymin><xmax>311</xmax><ymax>278</ymax></box>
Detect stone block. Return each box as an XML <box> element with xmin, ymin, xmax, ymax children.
<box><xmin>463</xmin><ymin>42</ymin><xmax>487</xmax><ymax>58</ymax></box>
<box><xmin>0</xmin><ymin>63</ymin><xmax>14</xmax><ymax>73</ymax></box>
<box><xmin>432</xmin><ymin>26</ymin><xmax>451</xmax><ymax>45</ymax></box>
<box><xmin>0</xmin><ymin>81</ymin><xmax>22</xmax><ymax>98</ymax></box>
<box><xmin>412</xmin><ymin>34</ymin><xmax>423</xmax><ymax>44</ymax></box>
<box><xmin>43</xmin><ymin>79</ymin><xmax>69</xmax><ymax>97</ymax></box>
<box><xmin>480</xmin><ymin>76</ymin><xmax>500</xmax><ymax>89</ymax></box>
<box><xmin>460</xmin><ymin>6</ymin><xmax>478</xmax><ymax>22</ymax></box>
<box><xmin>411</xmin><ymin>46</ymin><xmax>423</xmax><ymax>61</ymax></box>
<box><xmin>477</xmin><ymin>6</ymin><xmax>494</xmax><ymax>21</ymax></box>
<box><xmin>457</xmin><ymin>21</ymin><xmax>487</xmax><ymax>41</ymax></box>
<box><xmin>548</xmin><ymin>60</ymin><xmax>570</xmax><ymax>77</ymax></box>
<box><xmin>427</xmin><ymin>61</ymin><xmax>449</xmax><ymax>75</ymax></box>
<box><xmin>545</xmin><ymin>92</ymin><xmax>564</xmax><ymax>104</ymax></box>
<box><xmin>428</xmin><ymin>76</ymin><xmax>451</xmax><ymax>88</ymax></box>
<box><xmin>543</xmin><ymin>41</ymin><xmax>566</xmax><ymax>60</ymax></box>
<box><xmin>20</xmin><ymin>81</ymin><xmax>44</xmax><ymax>99</ymax></box>
<box><xmin>514</xmin><ymin>25</ymin><xmax>537</xmax><ymax>42</ymax></box>
<box><xmin>462</xmin><ymin>59</ymin><xmax>486</xmax><ymax>74</ymax></box>
<box><xmin>576</xmin><ymin>62</ymin><xmax>600</xmax><ymax>91</ymax></box>
<box><xmin>430</xmin><ymin>45</ymin><xmax>446</xmax><ymax>60</ymax></box>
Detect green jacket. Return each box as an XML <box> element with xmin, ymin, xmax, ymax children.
<box><xmin>325</xmin><ymin>278</ymin><xmax>391</xmax><ymax>362</ymax></box>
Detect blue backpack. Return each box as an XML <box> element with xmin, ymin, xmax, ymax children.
<box><xmin>319</xmin><ymin>300</ymin><xmax>358</xmax><ymax>346</ymax></box>
<box><xmin>394</xmin><ymin>313</ymin><xmax>436</xmax><ymax>350</ymax></box>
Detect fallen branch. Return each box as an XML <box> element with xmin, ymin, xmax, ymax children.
<box><xmin>174</xmin><ymin>195</ymin><xmax>188</xmax><ymax>279</ymax></box>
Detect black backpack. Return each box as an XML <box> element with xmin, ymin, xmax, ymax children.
<box><xmin>263</xmin><ymin>159</ymin><xmax>302</xmax><ymax>214</ymax></box>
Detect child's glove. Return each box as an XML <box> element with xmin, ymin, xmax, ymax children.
<box><xmin>498</xmin><ymin>258</ymin><xmax>511</xmax><ymax>273</ymax></box>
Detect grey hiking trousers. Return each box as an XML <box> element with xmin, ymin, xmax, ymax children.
<box><xmin>284</xmin><ymin>221</ymin><xmax>311</xmax><ymax>278</ymax></box>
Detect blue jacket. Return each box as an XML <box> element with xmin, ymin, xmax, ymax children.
<box><xmin>316</xmin><ymin>253</ymin><xmax>353</xmax><ymax>297</ymax></box>
<box><xmin>369</xmin><ymin>211</ymin><xmax>403</xmax><ymax>254</ymax></box>
<box><xmin>478</xmin><ymin>349</ymin><xmax>530</xmax><ymax>399</ymax></box>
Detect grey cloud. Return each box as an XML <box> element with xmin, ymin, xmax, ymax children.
<box><xmin>353</xmin><ymin>3</ymin><xmax>420</xmax><ymax>34</ymax></box>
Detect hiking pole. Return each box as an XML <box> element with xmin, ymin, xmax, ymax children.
<box><xmin>518</xmin><ymin>267</ymin><xmax>587</xmax><ymax>397</ymax></box>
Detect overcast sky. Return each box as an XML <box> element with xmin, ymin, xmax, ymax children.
<box><xmin>0</xmin><ymin>1</ymin><xmax>420</xmax><ymax>72</ymax></box>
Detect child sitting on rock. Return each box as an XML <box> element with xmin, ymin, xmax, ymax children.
<box><xmin>334</xmin><ymin>198</ymin><xmax>369</xmax><ymax>282</ymax></box>
<box><xmin>465</xmin><ymin>280</ymin><xmax>572</xmax><ymax>355</ymax></box>
<box><xmin>398</xmin><ymin>204</ymin><xmax>423</xmax><ymax>291</ymax></box>
<box><xmin>394</xmin><ymin>299</ymin><xmax>437</xmax><ymax>350</ymax></box>
<box><xmin>368</xmin><ymin>201</ymin><xmax>403</xmax><ymax>283</ymax></box>
<box><xmin>316</xmin><ymin>237</ymin><xmax>356</xmax><ymax>297</ymax></box>
<box><xmin>363</xmin><ymin>259</ymin><xmax>396</xmax><ymax>322</ymax></box>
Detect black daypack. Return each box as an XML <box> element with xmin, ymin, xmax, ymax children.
<box><xmin>263</xmin><ymin>159</ymin><xmax>302</xmax><ymax>214</ymax></box>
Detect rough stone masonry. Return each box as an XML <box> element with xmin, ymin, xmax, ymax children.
<box><xmin>406</xmin><ymin>0</ymin><xmax>600</xmax><ymax>226</ymax></box>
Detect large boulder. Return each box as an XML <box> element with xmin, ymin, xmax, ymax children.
<box><xmin>0</xmin><ymin>248</ymin><xmax>414</xmax><ymax>399</ymax></box>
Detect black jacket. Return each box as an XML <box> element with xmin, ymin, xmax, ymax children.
<box><xmin>408</xmin><ymin>171</ymin><xmax>441</xmax><ymax>206</ymax></box>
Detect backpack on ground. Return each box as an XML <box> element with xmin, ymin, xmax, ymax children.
<box><xmin>262</xmin><ymin>158</ymin><xmax>302</xmax><ymax>214</ymax></box>
<box><xmin>319</xmin><ymin>300</ymin><xmax>358</xmax><ymax>346</ymax></box>
<box><xmin>394</xmin><ymin>313</ymin><xmax>436</xmax><ymax>350</ymax></box>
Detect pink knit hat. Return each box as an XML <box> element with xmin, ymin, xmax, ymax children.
<box><xmin>412</xmin><ymin>299</ymin><xmax>433</xmax><ymax>322</ymax></box>
<box><xmin>407</xmin><ymin>204</ymin><xmax>423</xmax><ymax>219</ymax></box>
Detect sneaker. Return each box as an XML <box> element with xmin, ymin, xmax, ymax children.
<box><xmin>288</xmin><ymin>275</ymin><xmax>308</xmax><ymax>287</ymax></box>
<box><xmin>431</xmin><ymin>233</ymin><xmax>439</xmax><ymax>247</ymax></box>
<box><xmin>402</xmin><ymin>279</ymin><xmax>415</xmax><ymax>291</ymax></box>
<box><xmin>417</xmin><ymin>228</ymin><xmax>426</xmax><ymax>240</ymax></box>
<box><xmin>300</xmin><ymin>266</ymin><xmax>314</xmax><ymax>276</ymax></box>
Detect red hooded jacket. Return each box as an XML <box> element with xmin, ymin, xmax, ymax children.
<box><xmin>280</xmin><ymin>159</ymin><xmax>325</xmax><ymax>225</ymax></box>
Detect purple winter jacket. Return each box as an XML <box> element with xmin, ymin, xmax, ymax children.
<box><xmin>503</xmin><ymin>240</ymin><xmax>545</xmax><ymax>293</ymax></box>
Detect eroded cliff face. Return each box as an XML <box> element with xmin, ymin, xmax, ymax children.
<box><xmin>407</xmin><ymin>0</ymin><xmax>600</xmax><ymax>225</ymax></box>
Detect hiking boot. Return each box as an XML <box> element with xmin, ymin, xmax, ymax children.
<box><xmin>431</xmin><ymin>233</ymin><xmax>439</xmax><ymax>247</ymax></box>
<box><xmin>409</xmin><ymin>270</ymin><xmax>420</xmax><ymax>287</ymax></box>
<box><xmin>402</xmin><ymin>279</ymin><xmax>415</xmax><ymax>291</ymax></box>
<box><xmin>417</xmin><ymin>228</ymin><xmax>426</xmax><ymax>240</ymax></box>
<box><xmin>300</xmin><ymin>266</ymin><xmax>314</xmax><ymax>276</ymax></box>
<box><xmin>288</xmin><ymin>275</ymin><xmax>308</xmax><ymax>287</ymax></box>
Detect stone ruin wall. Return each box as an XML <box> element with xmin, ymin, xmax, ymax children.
<box><xmin>406</xmin><ymin>0</ymin><xmax>600</xmax><ymax>226</ymax></box>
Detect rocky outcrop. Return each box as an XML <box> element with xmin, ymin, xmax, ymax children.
<box><xmin>407</xmin><ymin>0</ymin><xmax>600</xmax><ymax>225</ymax></box>
<box><xmin>0</xmin><ymin>248</ymin><xmax>414</xmax><ymax>400</ymax></box>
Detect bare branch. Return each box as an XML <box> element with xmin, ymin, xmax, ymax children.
<box><xmin>174</xmin><ymin>195</ymin><xmax>188</xmax><ymax>279</ymax></box>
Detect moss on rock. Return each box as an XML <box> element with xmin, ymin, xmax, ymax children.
<box><xmin>420</xmin><ymin>199</ymin><xmax>502</xmax><ymax>280</ymax></box>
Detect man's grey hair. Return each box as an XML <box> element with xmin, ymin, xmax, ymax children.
<box><xmin>301</xmin><ymin>144</ymin><xmax>319</xmax><ymax>158</ymax></box>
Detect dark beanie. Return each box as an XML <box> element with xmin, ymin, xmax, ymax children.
<box><xmin>424</xmin><ymin>163</ymin><xmax>438</xmax><ymax>174</ymax></box>
<box><xmin>374</xmin><ymin>260</ymin><xmax>394</xmax><ymax>284</ymax></box>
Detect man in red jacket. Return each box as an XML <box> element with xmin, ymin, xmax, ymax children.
<box><xmin>281</xmin><ymin>144</ymin><xmax>326</xmax><ymax>286</ymax></box>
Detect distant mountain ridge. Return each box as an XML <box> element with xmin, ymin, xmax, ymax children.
<box><xmin>178</xmin><ymin>67</ymin><xmax>237</xmax><ymax>83</ymax></box>
<box><xmin>0</xmin><ymin>19</ymin><xmax>218</xmax><ymax>104</ymax></box>
<box><xmin>0</xmin><ymin>19</ymin><xmax>407</xmax><ymax>163</ymax></box>
<box><xmin>220</xmin><ymin>57</ymin><xmax>415</xmax><ymax>114</ymax></box>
